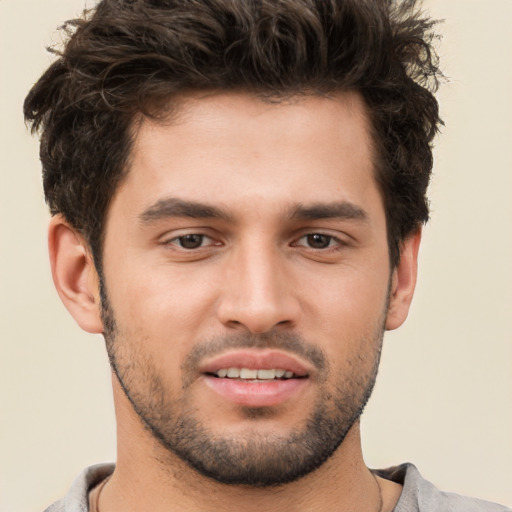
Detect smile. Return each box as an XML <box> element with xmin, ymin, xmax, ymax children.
<box><xmin>198</xmin><ymin>350</ymin><xmax>313</xmax><ymax>406</ymax></box>
<box><xmin>212</xmin><ymin>368</ymin><xmax>298</xmax><ymax>380</ymax></box>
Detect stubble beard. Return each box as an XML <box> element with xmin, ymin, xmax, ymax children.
<box><xmin>101</xmin><ymin>289</ymin><xmax>386</xmax><ymax>487</ymax></box>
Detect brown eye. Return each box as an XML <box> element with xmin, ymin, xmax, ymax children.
<box><xmin>306</xmin><ymin>234</ymin><xmax>333</xmax><ymax>249</ymax></box>
<box><xmin>177</xmin><ymin>234</ymin><xmax>205</xmax><ymax>249</ymax></box>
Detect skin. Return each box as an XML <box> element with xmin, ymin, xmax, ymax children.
<box><xmin>49</xmin><ymin>91</ymin><xmax>419</xmax><ymax>511</ymax></box>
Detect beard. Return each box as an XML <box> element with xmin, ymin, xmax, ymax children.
<box><xmin>101</xmin><ymin>288</ymin><xmax>386</xmax><ymax>487</ymax></box>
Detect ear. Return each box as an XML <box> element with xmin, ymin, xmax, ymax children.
<box><xmin>385</xmin><ymin>229</ymin><xmax>422</xmax><ymax>331</ymax></box>
<box><xmin>48</xmin><ymin>215</ymin><xmax>104</xmax><ymax>334</ymax></box>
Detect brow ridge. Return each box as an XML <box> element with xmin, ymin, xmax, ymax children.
<box><xmin>290</xmin><ymin>201</ymin><xmax>369</xmax><ymax>222</ymax></box>
<box><xmin>139</xmin><ymin>197</ymin><xmax>233</xmax><ymax>223</ymax></box>
<box><xmin>139</xmin><ymin>197</ymin><xmax>368</xmax><ymax>225</ymax></box>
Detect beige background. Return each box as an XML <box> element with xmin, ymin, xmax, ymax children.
<box><xmin>1</xmin><ymin>1</ymin><xmax>511</xmax><ymax>511</ymax></box>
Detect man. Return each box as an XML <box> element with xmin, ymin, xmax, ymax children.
<box><xmin>23</xmin><ymin>0</ymin><xmax>510</xmax><ymax>511</ymax></box>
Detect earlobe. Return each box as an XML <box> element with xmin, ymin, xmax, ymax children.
<box><xmin>385</xmin><ymin>229</ymin><xmax>422</xmax><ymax>331</ymax></box>
<box><xmin>48</xmin><ymin>215</ymin><xmax>104</xmax><ymax>334</ymax></box>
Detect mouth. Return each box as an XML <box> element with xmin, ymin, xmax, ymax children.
<box><xmin>199</xmin><ymin>351</ymin><xmax>311</xmax><ymax>407</ymax></box>
<box><xmin>209</xmin><ymin>367</ymin><xmax>302</xmax><ymax>381</ymax></box>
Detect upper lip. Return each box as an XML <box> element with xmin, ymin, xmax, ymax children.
<box><xmin>199</xmin><ymin>349</ymin><xmax>312</xmax><ymax>377</ymax></box>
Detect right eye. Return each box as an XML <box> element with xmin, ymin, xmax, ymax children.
<box><xmin>166</xmin><ymin>234</ymin><xmax>214</xmax><ymax>250</ymax></box>
<box><xmin>299</xmin><ymin>233</ymin><xmax>336</xmax><ymax>249</ymax></box>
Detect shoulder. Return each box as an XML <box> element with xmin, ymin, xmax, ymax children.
<box><xmin>43</xmin><ymin>464</ymin><xmax>115</xmax><ymax>512</ymax></box>
<box><xmin>375</xmin><ymin>463</ymin><xmax>511</xmax><ymax>512</ymax></box>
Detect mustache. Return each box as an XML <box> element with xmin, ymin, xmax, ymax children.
<box><xmin>181</xmin><ymin>331</ymin><xmax>329</xmax><ymax>383</ymax></box>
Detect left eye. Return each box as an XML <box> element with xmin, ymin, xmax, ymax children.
<box><xmin>169</xmin><ymin>234</ymin><xmax>212</xmax><ymax>249</ymax></box>
<box><xmin>296</xmin><ymin>234</ymin><xmax>338</xmax><ymax>249</ymax></box>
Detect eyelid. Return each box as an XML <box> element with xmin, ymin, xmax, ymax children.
<box><xmin>159</xmin><ymin>228</ymin><xmax>223</xmax><ymax>248</ymax></box>
<box><xmin>292</xmin><ymin>231</ymin><xmax>349</xmax><ymax>249</ymax></box>
<box><xmin>158</xmin><ymin>225</ymin><xmax>214</xmax><ymax>241</ymax></box>
<box><xmin>167</xmin><ymin>234</ymin><xmax>219</xmax><ymax>247</ymax></box>
<box><xmin>172</xmin><ymin>236</ymin><xmax>203</xmax><ymax>249</ymax></box>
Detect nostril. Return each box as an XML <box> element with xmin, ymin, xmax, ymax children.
<box><xmin>216</xmin><ymin>284</ymin><xmax>301</xmax><ymax>334</ymax></box>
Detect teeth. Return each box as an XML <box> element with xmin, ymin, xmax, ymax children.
<box><xmin>240</xmin><ymin>368</ymin><xmax>258</xmax><ymax>379</ymax></box>
<box><xmin>227</xmin><ymin>367</ymin><xmax>240</xmax><ymax>378</ymax></box>
<box><xmin>257</xmin><ymin>369</ymin><xmax>276</xmax><ymax>380</ymax></box>
<box><xmin>214</xmin><ymin>368</ymin><xmax>295</xmax><ymax>379</ymax></box>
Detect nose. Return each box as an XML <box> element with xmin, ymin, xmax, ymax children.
<box><xmin>216</xmin><ymin>243</ymin><xmax>301</xmax><ymax>334</ymax></box>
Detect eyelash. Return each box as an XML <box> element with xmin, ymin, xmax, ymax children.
<box><xmin>165</xmin><ymin>234</ymin><xmax>218</xmax><ymax>250</ymax></box>
<box><xmin>293</xmin><ymin>233</ymin><xmax>345</xmax><ymax>251</ymax></box>
<box><xmin>164</xmin><ymin>232</ymin><xmax>346</xmax><ymax>252</ymax></box>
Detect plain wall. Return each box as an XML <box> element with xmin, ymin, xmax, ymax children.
<box><xmin>1</xmin><ymin>1</ymin><xmax>511</xmax><ymax>511</ymax></box>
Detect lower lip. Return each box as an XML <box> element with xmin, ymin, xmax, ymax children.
<box><xmin>203</xmin><ymin>375</ymin><xmax>308</xmax><ymax>407</ymax></box>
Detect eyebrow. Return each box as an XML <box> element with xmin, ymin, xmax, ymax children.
<box><xmin>289</xmin><ymin>201</ymin><xmax>369</xmax><ymax>222</ymax></box>
<box><xmin>139</xmin><ymin>197</ymin><xmax>369</xmax><ymax>225</ymax></box>
<box><xmin>139</xmin><ymin>197</ymin><xmax>234</xmax><ymax>224</ymax></box>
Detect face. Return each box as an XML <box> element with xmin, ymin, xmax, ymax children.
<box><xmin>99</xmin><ymin>92</ymin><xmax>397</xmax><ymax>486</ymax></box>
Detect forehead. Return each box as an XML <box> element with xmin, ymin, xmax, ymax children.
<box><xmin>114</xmin><ymin>91</ymin><xmax>379</xmax><ymax>220</ymax></box>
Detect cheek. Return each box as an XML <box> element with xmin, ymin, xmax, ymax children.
<box><xmin>301</xmin><ymin>265</ymin><xmax>390</xmax><ymax>353</ymax></box>
<box><xmin>105</xmin><ymin>262</ymin><xmax>219</xmax><ymax>348</ymax></box>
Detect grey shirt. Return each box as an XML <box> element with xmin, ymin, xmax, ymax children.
<box><xmin>44</xmin><ymin>463</ymin><xmax>510</xmax><ymax>512</ymax></box>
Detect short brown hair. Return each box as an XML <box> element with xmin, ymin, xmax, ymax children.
<box><xmin>24</xmin><ymin>0</ymin><xmax>442</xmax><ymax>267</ymax></box>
